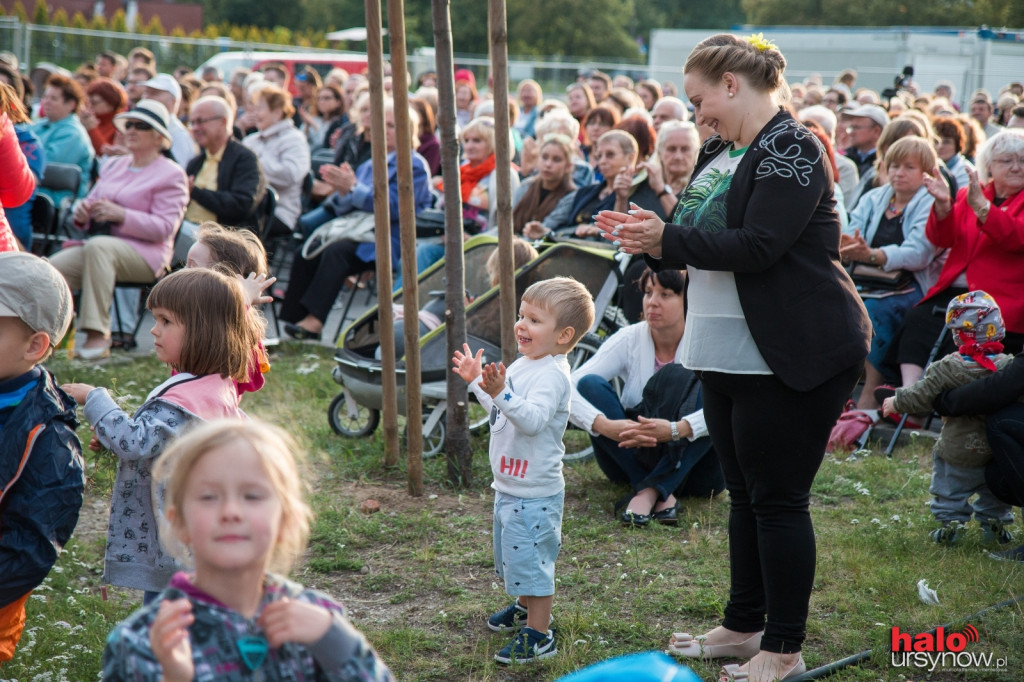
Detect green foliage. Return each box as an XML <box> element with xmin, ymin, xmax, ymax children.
<box><xmin>89</xmin><ymin>13</ymin><xmax>108</xmax><ymax>30</ymax></box>
<box><xmin>70</xmin><ymin>12</ymin><xmax>89</xmax><ymax>30</ymax></box>
<box><xmin>12</xmin><ymin>1</ymin><xmax>28</xmax><ymax>21</ymax></box>
<box><xmin>108</xmin><ymin>9</ymin><xmax>127</xmax><ymax>32</ymax></box>
<box><xmin>141</xmin><ymin>14</ymin><xmax>165</xmax><ymax>36</ymax></box>
<box><xmin>51</xmin><ymin>8</ymin><xmax>69</xmax><ymax>27</ymax></box>
<box><xmin>31</xmin><ymin>0</ymin><xmax>49</xmax><ymax>25</ymax></box>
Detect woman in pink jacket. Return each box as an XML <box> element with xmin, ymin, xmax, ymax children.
<box><xmin>50</xmin><ymin>99</ymin><xmax>189</xmax><ymax>359</ymax></box>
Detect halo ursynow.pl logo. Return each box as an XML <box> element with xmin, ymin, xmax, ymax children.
<box><xmin>890</xmin><ymin>624</ymin><xmax>1006</xmax><ymax>672</ymax></box>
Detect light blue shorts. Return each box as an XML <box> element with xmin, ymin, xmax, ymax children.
<box><xmin>493</xmin><ymin>490</ymin><xmax>564</xmax><ymax>597</ymax></box>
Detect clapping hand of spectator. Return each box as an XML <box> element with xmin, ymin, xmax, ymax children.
<box><xmin>923</xmin><ymin>165</ymin><xmax>952</xmax><ymax>219</ymax></box>
<box><xmin>638</xmin><ymin>159</ymin><xmax>665</xmax><ymax>195</ymax></box>
<box><xmin>520</xmin><ymin>136</ymin><xmax>539</xmax><ymax>176</ymax></box>
<box><xmin>881</xmin><ymin>396</ymin><xmax>898</xmax><ymax>418</ymax></box>
<box><xmin>328</xmin><ymin>126</ymin><xmax>344</xmax><ymax>149</ymax></box>
<box><xmin>298</xmin><ymin>106</ymin><xmax>317</xmax><ymax>128</ymax></box>
<box><xmin>839</xmin><ymin>229</ymin><xmax>870</xmax><ymax>263</ymax></box>
<box><xmin>613</xmin><ymin>166</ymin><xmax>635</xmax><ymax>203</ymax></box>
<box><xmin>320</xmin><ymin>162</ymin><xmax>357</xmax><ymax>195</ymax></box>
<box><xmin>79</xmin><ymin>109</ymin><xmax>98</xmax><ymax>130</ymax></box>
<box><xmin>964</xmin><ymin>165</ymin><xmax>988</xmax><ymax>217</ymax></box>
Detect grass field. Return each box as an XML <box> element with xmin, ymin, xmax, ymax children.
<box><xmin>2</xmin><ymin>343</ymin><xmax>1022</xmax><ymax>681</ymax></box>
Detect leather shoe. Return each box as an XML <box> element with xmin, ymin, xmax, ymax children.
<box><xmin>873</xmin><ymin>384</ymin><xmax>897</xmax><ymax>405</ymax></box>
<box><xmin>667</xmin><ymin>630</ymin><xmax>762</xmax><ymax>660</ymax></box>
<box><xmin>75</xmin><ymin>344</ymin><xmax>111</xmax><ymax>360</ymax></box>
<box><xmin>620</xmin><ymin>509</ymin><xmax>651</xmax><ymax>527</ymax></box>
<box><xmin>283</xmin><ymin>322</ymin><xmax>321</xmax><ymax>341</ymax></box>
<box><xmin>720</xmin><ymin>655</ymin><xmax>805</xmax><ymax>681</ymax></box>
<box><xmin>652</xmin><ymin>505</ymin><xmax>678</xmax><ymax>525</ymax></box>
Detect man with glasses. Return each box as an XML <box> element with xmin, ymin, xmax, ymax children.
<box><xmin>183</xmin><ymin>96</ymin><xmax>266</xmax><ymax>233</ymax></box>
<box><xmin>841</xmin><ymin>103</ymin><xmax>887</xmax><ymax>177</ymax></box>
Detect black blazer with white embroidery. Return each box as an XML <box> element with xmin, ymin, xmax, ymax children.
<box><xmin>649</xmin><ymin>109</ymin><xmax>871</xmax><ymax>391</ymax></box>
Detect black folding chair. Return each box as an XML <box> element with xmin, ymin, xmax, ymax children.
<box><xmin>29</xmin><ymin>192</ymin><xmax>57</xmax><ymax>256</ymax></box>
<box><xmin>885</xmin><ymin>304</ymin><xmax>949</xmax><ymax>456</ymax></box>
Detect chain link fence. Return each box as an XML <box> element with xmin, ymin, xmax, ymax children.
<box><xmin>2</xmin><ymin>17</ymin><xmax>657</xmax><ymax>98</ymax></box>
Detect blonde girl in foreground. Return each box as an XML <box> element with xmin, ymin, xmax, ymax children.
<box><xmin>101</xmin><ymin>420</ymin><xmax>394</xmax><ymax>681</ymax></box>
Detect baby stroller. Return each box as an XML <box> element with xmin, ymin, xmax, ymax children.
<box><xmin>328</xmin><ymin>235</ymin><xmax>626</xmax><ymax>458</ymax></box>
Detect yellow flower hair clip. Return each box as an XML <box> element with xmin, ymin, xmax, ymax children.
<box><xmin>745</xmin><ymin>33</ymin><xmax>777</xmax><ymax>52</ymax></box>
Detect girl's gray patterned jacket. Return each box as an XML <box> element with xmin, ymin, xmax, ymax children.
<box><xmin>102</xmin><ymin>572</ymin><xmax>395</xmax><ymax>681</ymax></box>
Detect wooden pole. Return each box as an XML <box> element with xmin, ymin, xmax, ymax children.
<box><xmin>431</xmin><ymin>0</ymin><xmax>472</xmax><ymax>487</ymax></box>
<box><xmin>387</xmin><ymin>0</ymin><xmax>424</xmax><ymax>495</ymax></box>
<box><xmin>488</xmin><ymin>0</ymin><xmax>516</xmax><ymax>367</ymax></box>
<box><xmin>365</xmin><ymin>0</ymin><xmax>400</xmax><ymax>465</ymax></box>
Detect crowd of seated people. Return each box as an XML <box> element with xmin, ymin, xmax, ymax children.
<box><xmin>4</xmin><ymin>47</ymin><xmax>1022</xmax><ymax>389</ymax></box>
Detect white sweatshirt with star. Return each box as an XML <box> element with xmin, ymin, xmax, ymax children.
<box><xmin>469</xmin><ymin>354</ymin><xmax>571</xmax><ymax>499</ymax></box>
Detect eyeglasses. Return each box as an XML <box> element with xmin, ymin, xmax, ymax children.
<box><xmin>991</xmin><ymin>155</ymin><xmax>1024</xmax><ymax>167</ymax></box>
<box><xmin>189</xmin><ymin>115</ymin><xmax>225</xmax><ymax>128</ymax></box>
<box><xmin>123</xmin><ymin>120</ymin><xmax>153</xmax><ymax>131</ymax></box>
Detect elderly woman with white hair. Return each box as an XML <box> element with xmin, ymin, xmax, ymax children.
<box><xmin>642</xmin><ymin>120</ymin><xmax>700</xmax><ymax>216</ymax></box>
<box><xmin>887</xmin><ymin>128</ymin><xmax>1024</xmax><ymax>391</ymax></box>
<box><xmin>50</xmin><ymin>99</ymin><xmax>189</xmax><ymax>359</ymax></box>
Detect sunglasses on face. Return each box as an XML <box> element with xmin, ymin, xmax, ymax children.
<box><xmin>123</xmin><ymin>120</ymin><xmax>154</xmax><ymax>131</ymax></box>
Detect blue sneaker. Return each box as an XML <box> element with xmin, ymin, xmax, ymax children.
<box><xmin>487</xmin><ymin>600</ymin><xmax>527</xmax><ymax>632</ymax></box>
<box><xmin>930</xmin><ymin>521</ymin><xmax>963</xmax><ymax>545</ymax></box>
<box><xmin>494</xmin><ymin>627</ymin><xmax>557</xmax><ymax>664</ymax></box>
<box><xmin>989</xmin><ymin>544</ymin><xmax>1024</xmax><ymax>562</ymax></box>
<box><xmin>981</xmin><ymin>519</ymin><xmax>1014</xmax><ymax>545</ymax></box>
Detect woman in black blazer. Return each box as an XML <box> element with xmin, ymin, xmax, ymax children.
<box><xmin>597</xmin><ymin>34</ymin><xmax>870</xmax><ymax>682</ymax></box>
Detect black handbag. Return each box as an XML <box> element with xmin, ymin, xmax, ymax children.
<box><xmin>847</xmin><ymin>263</ymin><xmax>912</xmax><ymax>290</ymax></box>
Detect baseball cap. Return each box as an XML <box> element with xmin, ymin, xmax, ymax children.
<box><xmin>142</xmin><ymin>73</ymin><xmax>182</xmax><ymax>108</ymax></box>
<box><xmin>845</xmin><ymin>104</ymin><xmax>889</xmax><ymax>129</ymax></box>
<box><xmin>0</xmin><ymin>253</ymin><xmax>73</xmax><ymax>345</ymax></box>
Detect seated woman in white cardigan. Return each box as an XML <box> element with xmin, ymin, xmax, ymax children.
<box><xmin>570</xmin><ymin>267</ymin><xmax>724</xmax><ymax>527</ymax></box>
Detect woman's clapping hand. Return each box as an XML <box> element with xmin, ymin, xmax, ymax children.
<box><xmin>594</xmin><ymin>203</ymin><xmax>666</xmax><ymax>257</ymax></box>
<box><xmin>923</xmin><ymin>166</ymin><xmax>952</xmax><ymax>220</ymax></box>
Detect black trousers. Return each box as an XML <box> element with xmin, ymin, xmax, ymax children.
<box><xmin>986</xmin><ymin>403</ymin><xmax>1024</xmax><ymax>508</ymax></box>
<box><xmin>279</xmin><ymin>239</ymin><xmax>374</xmax><ymax>324</ymax></box>
<box><xmin>700</xmin><ymin>363</ymin><xmax>861</xmax><ymax>654</ymax></box>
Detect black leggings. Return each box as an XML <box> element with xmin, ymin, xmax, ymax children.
<box><xmin>279</xmin><ymin>239</ymin><xmax>375</xmax><ymax>324</ymax></box>
<box><xmin>700</xmin><ymin>364</ymin><xmax>860</xmax><ymax>654</ymax></box>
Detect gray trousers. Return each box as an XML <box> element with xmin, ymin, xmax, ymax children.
<box><xmin>930</xmin><ymin>454</ymin><xmax>1014</xmax><ymax>523</ymax></box>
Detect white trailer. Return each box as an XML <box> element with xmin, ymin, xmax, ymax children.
<box><xmin>649</xmin><ymin>26</ymin><xmax>1024</xmax><ymax>108</ymax></box>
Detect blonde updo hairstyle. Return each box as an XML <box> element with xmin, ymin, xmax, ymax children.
<box><xmin>683</xmin><ymin>33</ymin><xmax>790</xmax><ymax>105</ymax></box>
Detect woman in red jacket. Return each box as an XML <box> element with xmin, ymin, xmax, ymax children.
<box><xmin>0</xmin><ymin>83</ymin><xmax>34</xmax><ymax>252</ymax></box>
<box><xmin>888</xmin><ymin>128</ymin><xmax>1024</xmax><ymax>389</ymax></box>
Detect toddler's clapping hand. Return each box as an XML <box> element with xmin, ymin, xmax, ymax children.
<box><xmin>480</xmin><ymin>362</ymin><xmax>506</xmax><ymax>398</ymax></box>
<box><xmin>881</xmin><ymin>396</ymin><xmax>898</xmax><ymax>417</ymax></box>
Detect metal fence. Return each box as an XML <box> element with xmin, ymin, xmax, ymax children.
<box><xmin>1</xmin><ymin>17</ymin><xmax>655</xmax><ymax>97</ymax></box>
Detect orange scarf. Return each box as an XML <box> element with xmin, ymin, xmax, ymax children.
<box><xmin>439</xmin><ymin>154</ymin><xmax>497</xmax><ymax>204</ymax></box>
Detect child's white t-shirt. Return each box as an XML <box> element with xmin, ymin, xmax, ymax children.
<box><xmin>469</xmin><ymin>353</ymin><xmax>571</xmax><ymax>499</ymax></box>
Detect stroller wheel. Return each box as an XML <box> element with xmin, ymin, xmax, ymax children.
<box><xmin>328</xmin><ymin>390</ymin><xmax>380</xmax><ymax>437</ymax></box>
<box><xmin>403</xmin><ymin>413</ymin><xmax>446</xmax><ymax>459</ymax></box>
